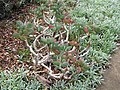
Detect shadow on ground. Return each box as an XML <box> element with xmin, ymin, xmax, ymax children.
<box><xmin>97</xmin><ymin>46</ymin><xmax>120</xmax><ymax>90</ymax></box>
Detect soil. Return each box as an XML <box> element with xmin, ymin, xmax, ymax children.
<box><xmin>0</xmin><ymin>5</ymin><xmax>31</xmax><ymax>70</ymax></box>
<box><xmin>97</xmin><ymin>46</ymin><xmax>120</xmax><ymax>90</ymax></box>
<box><xmin>0</xmin><ymin>18</ymin><xmax>25</xmax><ymax>70</ymax></box>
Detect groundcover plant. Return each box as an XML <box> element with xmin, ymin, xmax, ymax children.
<box><xmin>0</xmin><ymin>0</ymin><xmax>120</xmax><ymax>90</ymax></box>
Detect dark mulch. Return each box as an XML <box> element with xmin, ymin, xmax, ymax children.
<box><xmin>0</xmin><ymin>4</ymin><xmax>33</xmax><ymax>70</ymax></box>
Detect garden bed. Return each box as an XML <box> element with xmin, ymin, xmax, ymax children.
<box><xmin>0</xmin><ymin>0</ymin><xmax>120</xmax><ymax>90</ymax></box>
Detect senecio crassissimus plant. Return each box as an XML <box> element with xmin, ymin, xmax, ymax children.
<box><xmin>11</xmin><ymin>0</ymin><xmax>120</xmax><ymax>89</ymax></box>
<box><xmin>13</xmin><ymin>0</ymin><xmax>92</xmax><ymax>88</ymax></box>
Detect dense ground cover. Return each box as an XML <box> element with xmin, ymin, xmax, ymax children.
<box><xmin>0</xmin><ymin>0</ymin><xmax>120</xmax><ymax>90</ymax></box>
